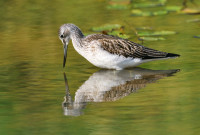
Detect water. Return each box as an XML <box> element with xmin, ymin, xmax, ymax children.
<box><xmin>0</xmin><ymin>0</ymin><xmax>200</xmax><ymax>135</ymax></box>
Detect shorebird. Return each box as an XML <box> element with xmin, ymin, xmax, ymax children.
<box><xmin>58</xmin><ymin>23</ymin><xmax>180</xmax><ymax>70</ymax></box>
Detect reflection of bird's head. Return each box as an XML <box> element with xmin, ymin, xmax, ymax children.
<box><xmin>62</xmin><ymin>98</ymin><xmax>86</xmax><ymax>116</ymax></box>
<box><xmin>63</xmin><ymin>104</ymin><xmax>83</xmax><ymax>116</ymax></box>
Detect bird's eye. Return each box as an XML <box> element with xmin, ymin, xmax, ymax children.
<box><xmin>60</xmin><ymin>34</ymin><xmax>64</xmax><ymax>38</ymax></box>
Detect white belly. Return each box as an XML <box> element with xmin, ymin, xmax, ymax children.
<box><xmin>75</xmin><ymin>44</ymin><xmax>144</xmax><ymax>70</ymax></box>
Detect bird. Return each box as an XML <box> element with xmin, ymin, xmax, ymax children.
<box><xmin>58</xmin><ymin>23</ymin><xmax>180</xmax><ymax>70</ymax></box>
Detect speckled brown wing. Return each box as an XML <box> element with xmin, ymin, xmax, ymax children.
<box><xmin>90</xmin><ymin>34</ymin><xmax>168</xmax><ymax>59</ymax></box>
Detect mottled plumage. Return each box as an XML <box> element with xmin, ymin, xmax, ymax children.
<box><xmin>59</xmin><ymin>24</ymin><xmax>180</xmax><ymax>70</ymax></box>
<box><xmin>84</xmin><ymin>34</ymin><xmax>169</xmax><ymax>59</ymax></box>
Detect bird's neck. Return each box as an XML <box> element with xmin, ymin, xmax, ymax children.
<box><xmin>70</xmin><ymin>27</ymin><xmax>84</xmax><ymax>48</ymax></box>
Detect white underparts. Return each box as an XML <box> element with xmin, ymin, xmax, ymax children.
<box><xmin>73</xmin><ymin>41</ymin><xmax>150</xmax><ymax>70</ymax></box>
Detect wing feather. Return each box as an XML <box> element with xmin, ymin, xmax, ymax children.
<box><xmin>84</xmin><ymin>34</ymin><xmax>168</xmax><ymax>59</ymax></box>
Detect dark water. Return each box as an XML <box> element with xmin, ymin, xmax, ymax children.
<box><xmin>0</xmin><ymin>0</ymin><xmax>200</xmax><ymax>135</ymax></box>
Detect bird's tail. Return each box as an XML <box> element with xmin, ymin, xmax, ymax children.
<box><xmin>166</xmin><ymin>53</ymin><xmax>180</xmax><ymax>58</ymax></box>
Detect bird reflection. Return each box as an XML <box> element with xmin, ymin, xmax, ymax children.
<box><xmin>62</xmin><ymin>68</ymin><xmax>180</xmax><ymax>116</ymax></box>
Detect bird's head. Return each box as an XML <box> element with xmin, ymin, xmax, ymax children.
<box><xmin>58</xmin><ymin>24</ymin><xmax>84</xmax><ymax>68</ymax></box>
<box><xmin>59</xmin><ymin>24</ymin><xmax>72</xmax><ymax>45</ymax></box>
<box><xmin>58</xmin><ymin>24</ymin><xmax>73</xmax><ymax>68</ymax></box>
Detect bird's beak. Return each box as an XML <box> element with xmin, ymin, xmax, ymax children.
<box><xmin>63</xmin><ymin>39</ymin><xmax>68</xmax><ymax>68</ymax></box>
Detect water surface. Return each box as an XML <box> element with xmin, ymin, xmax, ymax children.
<box><xmin>0</xmin><ymin>0</ymin><xmax>200</xmax><ymax>135</ymax></box>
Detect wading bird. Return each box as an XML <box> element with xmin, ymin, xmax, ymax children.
<box><xmin>58</xmin><ymin>24</ymin><xmax>180</xmax><ymax>70</ymax></box>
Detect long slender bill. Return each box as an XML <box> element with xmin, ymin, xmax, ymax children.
<box><xmin>63</xmin><ymin>42</ymin><xmax>68</xmax><ymax>68</ymax></box>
